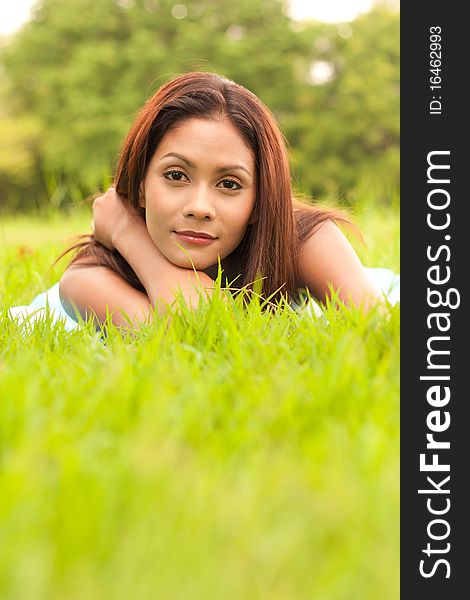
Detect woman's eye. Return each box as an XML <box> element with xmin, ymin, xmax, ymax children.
<box><xmin>163</xmin><ymin>169</ymin><xmax>188</xmax><ymax>182</ymax></box>
<box><xmin>219</xmin><ymin>179</ymin><xmax>242</xmax><ymax>191</ymax></box>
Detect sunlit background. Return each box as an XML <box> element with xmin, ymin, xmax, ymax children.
<box><xmin>1</xmin><ymin>0</ymin><xmax>378</xmax><ymax>34</ymax></box>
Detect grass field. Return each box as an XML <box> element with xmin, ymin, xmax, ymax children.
<box><xmin>0</xmin><ymin>203</ymin><xmax>399</xmax><ymax>600</ymax></box>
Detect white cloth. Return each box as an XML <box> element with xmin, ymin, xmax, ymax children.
<box><xmin>293</xmin><ymin>266</ymin><xmax>400</xmax><ymax>316</ymax></box>
<box><xmin>7</xmin><ymin>282</ymin><xmax>79</xmax><ymax>331</ymax></box>
<box><xmin>366</xmin><ymin>267</ymin><xmax>400</xmax><ymax>305</ymax></box>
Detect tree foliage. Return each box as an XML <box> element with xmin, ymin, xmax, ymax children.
<box><xmin>0</xmin><ymin>0</ymin><xmax>399</xmax><ymax>209</ymax></box>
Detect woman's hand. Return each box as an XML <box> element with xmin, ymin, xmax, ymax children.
<box><xmin>92</xmin><ymin>187</ymin><xmax>146</xmax><ymax>250</ymax></box>
<box><xmin>90</xmin><ymin>186</ymin><xmax>215</xmax><ymax>313</ymax></box>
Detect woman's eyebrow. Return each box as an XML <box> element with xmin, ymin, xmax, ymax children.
<box><xmin>215</xmin><ymin>164</ymin><xmax>252</xmax><ymax>176</ymax></box>
<box><xmin>161</xmin><ymin>152</ymin><xmax>194</xmax><ymax>167</ymax></box>
<box><xmin>160</xmin><ymin>152</ymin><xmax>251</xmax><ymax>176</ymax></box>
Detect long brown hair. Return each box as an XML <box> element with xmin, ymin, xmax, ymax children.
<box><xmin>62</xmin><ymin>72</ymin><xmax>352</xmax><ymax>304</ymax></box>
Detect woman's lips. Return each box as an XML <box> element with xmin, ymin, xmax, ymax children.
<box><xmin>174</xmin><ymin>231</ymin><xmax>217</xmax><ymax>245</ymax></box>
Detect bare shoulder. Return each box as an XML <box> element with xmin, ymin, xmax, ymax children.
<box><xmin>60</xmin><ymin>258</ymin><xmax>151</xmax><ymax>326</ymax></box>
<box><xmin>300</xmin><ymin>219</ymin><xmax>350</xmax><ymax>250</ymax></box>
<box><xmin>297</xmin><ymin>220</ymin><xmax>382</xmax><ymax>308</ymax></box>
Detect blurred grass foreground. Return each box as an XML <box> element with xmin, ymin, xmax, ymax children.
<box><xmin>0</xmin><ymin>202</ymin><xmax>399</xmax><ymax>600</ymax></box>
<box><xmin>0</xmin><ymin>0</ymin><xmax>399</xmax><ymax>598</ymax></box>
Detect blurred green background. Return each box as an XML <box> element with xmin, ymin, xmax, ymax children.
<box><xmin>0</xmin><ymin>0</ymin><xmax>399</xmax><ymax>212</ymax></box>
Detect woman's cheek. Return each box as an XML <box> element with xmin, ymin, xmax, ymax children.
<box><xmin>145</xmin><ymin>219</ymin><xmax>164</xmax><ymax>252</ymax></box>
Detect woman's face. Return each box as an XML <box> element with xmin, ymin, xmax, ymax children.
<box><xmin>141</xmin><ymin>117</ymin><xmax>256</xmax><ymax>270</ymax></box>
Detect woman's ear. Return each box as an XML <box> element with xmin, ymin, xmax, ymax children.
<box><xmin>138</xmin><ymin>184</ymin><xmax>146</xmax><ymax>208</ymax></box>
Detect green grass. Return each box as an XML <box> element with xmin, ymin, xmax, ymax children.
<box><xmin>0</xmin><ymin>205</ymin><xmax>399</xmax><ymax>600</ymax></box>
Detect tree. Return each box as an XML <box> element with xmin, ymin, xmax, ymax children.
<box><xmin>1</xmin><ymin>0</ymin><xmax>300</xmax><ymax>192</ymax></box>
<box><xmin>0</xmin><ymin>0</ymin><xmax>399</xmax><ymax>209</ymax></box>
<box><xmin>284</xmin><ymin>8</ymin><xmax>399</xmax><ymax>200</ymax></box>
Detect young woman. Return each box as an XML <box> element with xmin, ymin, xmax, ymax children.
<box><xmin>9</xmin><ymin>72</ymin><xmax>399</xmax><ymax>330</ymax></box>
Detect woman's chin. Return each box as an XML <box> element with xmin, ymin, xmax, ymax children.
<box><xmin>170</xmin><ymin>254</ymin><xmax>215</xmax><ymax>271</ymax></box>
<box><xmin>164</xmin><ymin>247</ymin><xmax>229</xmax><ymax>271</ymax></box>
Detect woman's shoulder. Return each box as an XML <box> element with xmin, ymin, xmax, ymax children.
<box><xmin>298</xmin><ymin>219</ymin><xmax>347</xmax><ymax>253</ymax></box>
<box><xmin>60</xmin><ymin>256</ymin><xmax>140</xmax><ymax>296</ymax></box>
<box><xmin>296</xmin><ymin>220</ymin><xmax>382</xmax><ymax>307</ymax></box>
<box><xmin>60</xmin><ymin>259</ymin><xmax>150</xmax><ymax>324</ymax></box>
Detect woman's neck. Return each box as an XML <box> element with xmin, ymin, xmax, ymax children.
<box><xmin>202</xmin><ymin>249</ymin><xmax>242</xmax><ymax>285</ymax></box>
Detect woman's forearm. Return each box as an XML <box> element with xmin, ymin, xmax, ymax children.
<box><xmin>113</xmin><ymin>220</ymin><xmax>214</xmax><ymax>311</ymax></box>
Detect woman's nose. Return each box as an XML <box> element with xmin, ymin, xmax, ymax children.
<box><xmin>182</xmin><ymin>186</ymin><xmax>216</xmax><ymax>219</ymax></box>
